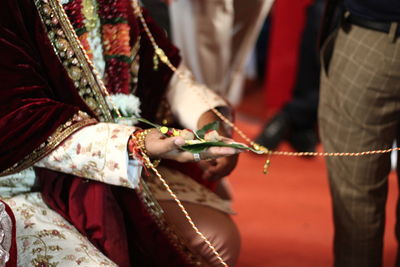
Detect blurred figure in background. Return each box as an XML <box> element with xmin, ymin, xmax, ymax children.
<box><xmin>155</xmin><ymin>0</ymin><xmax>273</xmax><ymax>201</ymax></box>
<box><xmin>319</xmin><ymin>0</ymin><xmax>400</xmax><ymax>266</ymax></box>
<box><xmin>141</xmin><ymin>0</ymin><xmax>171</xmax><ymax>35</ymax></box>
<box><xmin>256</xmin><ymin>0</ymin><xmax>325</xmax><ymax>153</ymax></box>
<box><xmin>169</xmin><ymin>0</ymin><xmax>273</xmax><ymax>105</ymax></box>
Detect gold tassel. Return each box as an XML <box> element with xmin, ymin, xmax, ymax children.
<box><xmin>263</xmin><ymin>151</ymin><xmax>272</xmax><ymax>175</ymax></box>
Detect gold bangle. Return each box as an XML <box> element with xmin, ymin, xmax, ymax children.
<box><xmin>151</xmin><ymin>159</ymin><xmax>161</xmax><ymax>168</ymax></box>
<box><xmin>135</xmin><ymin>129</ymin><xmax>152</xmax><ymax>155</ymax></box>
<box><xmin>134</xmin><ymin>129</ymin><xmax>161</xmax><ymax>168</ymax></box>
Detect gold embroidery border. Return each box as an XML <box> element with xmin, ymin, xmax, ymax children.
<box><xmin>34</xmin><ymin>0</ymin><xmax>113</xmax><ymax>122</ymax></box>
<box><xmin>33</xmin><ymin>1</ymin><xmax>209</xmax><ymax>264</ymax></box>
<box><xmin>0</xmin><ymin>201</ymin><xmax>12</xmax><ymax>263</ymax></box>
<box><xmin>136</xmin><ymin>181</ymin><xmax>210</xmax><ymax>266</ymax></box>
<box><xmin>0</xmin><ymin>112</ymin><xmax>97</xmax><ymax>177</ymax></box>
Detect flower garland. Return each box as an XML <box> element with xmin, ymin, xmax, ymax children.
<box><xmin>63</xmin><ymin>0</ymin><xmax>132</xmax><ymax>95</ymax></box>
<box><xmin>63</xmin><ymin>0</ymin><xmax>93</xmax><ymax>59</ymax></box>
<box><xmin>107</xmin><ymin>93</ymin><xmax>141</xmax><ymax>125</ymax></box>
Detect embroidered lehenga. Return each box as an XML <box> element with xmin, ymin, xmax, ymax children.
<box><xmin>0</xmin><ymin>0</ymin><xmax>240</xmax><ymax>266</ymax></box>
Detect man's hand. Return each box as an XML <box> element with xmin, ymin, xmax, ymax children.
<box><xmin>144</xmin><ymin>128</ymin><xmax>239</xmax><ymax>163</ymax></box>
<box><xmin>196</xmin><ymin>110</ymin><xmax>239</xmax><ymax>181</ymax></box>
<box><xmin>198</xmin><ymin>154</ymin><xmax>239</xmax><ymax>181</ymax></box>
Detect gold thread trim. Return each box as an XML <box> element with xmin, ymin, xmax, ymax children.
<box><xmin>33</xmin><ymin>2</ymin><xmax>210</xmax><ymax>265</ymax></box>
<box><xmin>0</xmin><ymin>112</ymin><xmax>97</xmax><ymax>177</ymax></box>
<box><xmin>34</xmin><ymin>0</ymin><xmax>113</xmax><ymax>122</ymax></box>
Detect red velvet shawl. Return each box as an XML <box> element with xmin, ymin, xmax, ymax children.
<box><xmin>0</xmin><ymin>0</ymin><xmax>86</xmax><ymax>171</ymax></box>
<box><xmin>0</xmin><ymin>0</ymin><xmax>202</xmax><ymax>266</ymax></box>
<box><xmin>0</xmin><ymin>0</ymin><xmax>180</xmax><ymax>171</ymax></box>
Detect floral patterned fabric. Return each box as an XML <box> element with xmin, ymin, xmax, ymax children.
<box><xmin>0</xmin><ymin>122</ymin><xmax>233</xmax><ymax>265</ymax></box>
<box><xmin>4</xmin><ymin>193</ymin><xmax>117</xmax><ymax>267</ymax></box>
<box><xmin>146</xmin><ymin>166</ymin><xmax>233</xmax><ymax>214</ymax></box>
<box><xmin>36</xmin><ymin>123</ymin><xmax>142</xmax><ymax>189</ymax></box>
<box><xmin>0</xmin><ymin>0</ymin><xmax>235</xmax><ymax>264</ymax></box>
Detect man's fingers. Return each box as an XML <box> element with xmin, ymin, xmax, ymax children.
<box><xmin>198</xmin><ymin>160</ymin><xmax>217</xmax><ymax>171</ymax></box>
<box><xmin>202</xmin><ymin>170</ymin><xmax>215</xmax><ymax>180</ymax></box>
<box><xmin>163</xmin><ymin>150</ymin><xmax>194</xmax><ymax>162</ymax></box>
<box><xmin>145</xmin><ymin>133</ymin><xmax>185</xmax><ymax>157</ymax></box>
<box><xmin>173</xmin><ymin>137</ymin><xmax>186</xmax><ymax>146</ymax></box>
<box><xmin>203</xmin><ymin>146</ymin><xmax>238</xmax><ymax>159</ymax></box>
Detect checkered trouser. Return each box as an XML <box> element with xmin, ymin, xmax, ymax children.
<box><xmin>319</xmin><ymin>23</ymin><xmax>400</xmax><ymax>267</ymax></box>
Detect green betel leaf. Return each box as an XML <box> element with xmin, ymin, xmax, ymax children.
<box><xmin>181</xmin><ymin>141</ymin><xmax>265</xmax><ymax>154</ymax></box>
<box><xmin>135</xmin><ymin>118</ymin><xmax>265</xmax><ymax>155</ymax></box>
<box><xmin>196</xmin><ymin>121</ymin><xmax>220</xmax><ymax>139</ymax></box>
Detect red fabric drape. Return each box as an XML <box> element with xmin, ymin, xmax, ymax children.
<box><xmin>38</xmin><ymin>168</ymin><xmax>195</xmax><ymax>267</ymax></box>
<box><xmin>263</xmin><ymin>0</ymin><xmax>314</xmax><ymax>109</ymax></box>
<box><xmin>0</xmin><ymin>0</ymin><xmax>90</xmax><ymax>171</ymax></box>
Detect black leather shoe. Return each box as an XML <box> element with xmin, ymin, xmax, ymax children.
<box><xmin>287</xmin><ymin>128</ymin><xmax>318</xmax><ymax>154</ymax></box>
<box><xmin>255</xmin><ymin>112</ymin><xmax>291</xmax><ymax>150</ymax></box>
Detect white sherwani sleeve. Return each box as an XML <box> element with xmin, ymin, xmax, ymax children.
<box><xmin>35</xmin><ymin>123</ymin><xmax>142</xmax><ymax>189</ymax></box>
<box><xmin>166</xmin><ymin>64</ymin><xmax>232</xmax><ymax>130</ymax></box>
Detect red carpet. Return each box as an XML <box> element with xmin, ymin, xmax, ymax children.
<box><xmin>229</xmin><ymin>112</ymin><xmax>398</xmax><ymax>266</ymax></box>
<box><xmin>263</xmin><ymin>0</ymin><xmax>314</xmax><ymax>109</ymax></box>
<box><xmin>225</xmin><ymin>1</ymin><xmax>398</xmax><ymax>263</ymax></box>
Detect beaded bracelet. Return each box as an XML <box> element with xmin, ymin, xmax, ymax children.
<box><xmin>129</xmin><ymin>129</ymin><xmax>161</xmax><ymax>168</ymax></box>
<box><xmin>127</xmin><ymin>130</ymin><xmax>141</xmax><ymax>159</ymax></box>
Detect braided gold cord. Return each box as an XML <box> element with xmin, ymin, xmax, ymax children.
<box><xmin>132</xmin><ymin>1</ymin><xmax>230</xmax><ymax>266</ymax></box>
<box><xmin>270</xmin><ymin>147</ymin><xmax>400</xmax><ymax>157</ymax></box>
<box><xmin>53</xmin><ymin>0</ymin><xmax>228</xmax><ymax>265</ymax></box>
<box><xmin>140</xmin><ymin>150</ymin><xmax>228</xmax><ymax>267</ymax></box>
<box><xmin>132</xmin><ymin>0</ymin><xmax>400</xmax><ymax>265</ymax></box>
<box><xmin>132</xmin><ymin>0</ymin><xmax>400</xmax><ymax>160</ymax></box>
<box><xmin>133</xmin><ymin>2</ymin><xmax>400</xmax><ymax>267</ymax></box>
<box><xmin>55</xmin><ymin>0</ymin><xmax>228</xmax><ymax>265</ymax></box>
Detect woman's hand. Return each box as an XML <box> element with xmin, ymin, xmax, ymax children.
<box><xmin>144</xmin><ymin>128</ymin><xmax>240</xmax><ymax>163</ymax></box>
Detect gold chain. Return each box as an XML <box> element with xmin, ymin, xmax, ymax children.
<box><xmin>61</xmin><ymin>1</ymin><xmax>400</xmax><ymax>266</ymax></box>
<box><xmin>56</xmin><ymin>0</ymin><xmax>228</xmax><ymax>266</ymax></box>
<box><xmin>131</xmin><ymin>1</ymin><xmax>229</xmax><ymax>266</ymax></box>
<box><xmin>131</xmin><ymin>0</ymin><xmax>280</xmax><ymax>152</ymax></box>
<box><xmin>131</xmin><ymin>0</ymin><xmax>400</xmax><ymax>264</ymax></box>
<box><xmin>131</xmin><ymin>0</ymin><xmax>400</xmax><ymax>161</ymax></box>
<box><xmin>132</xmin><ymin>136</ymin><xmax>229</xmax><ymax>267</ymax></box>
